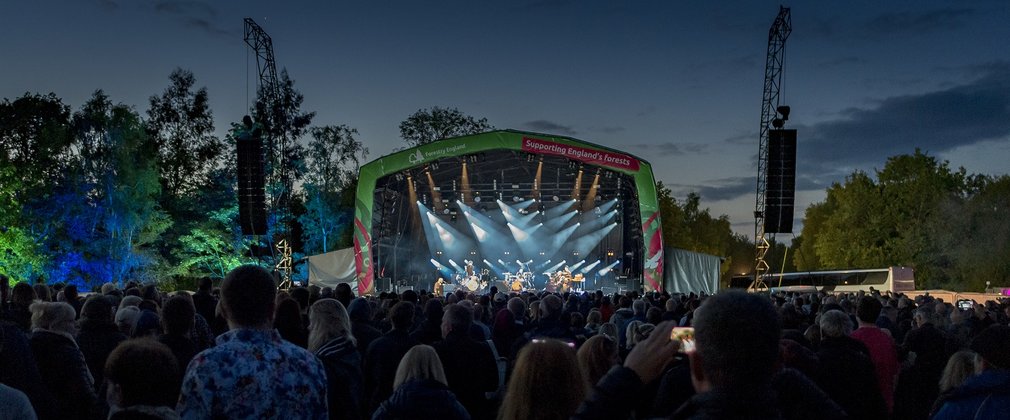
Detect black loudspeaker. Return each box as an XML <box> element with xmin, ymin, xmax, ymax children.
<box><xmin>765</xmin><ymin>129</ymin><xmax>796</xmax><ymax>233</ymax></box>
<box><xmin>237</xmin><ymin>129</ymin><xmax>267</xmax><ymax>235</ymax></box>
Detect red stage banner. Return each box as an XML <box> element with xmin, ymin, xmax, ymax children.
<box><xmin>521</xmin><ymin>137</ymin><xmax>640</xmax><ymax>172</ymax></box>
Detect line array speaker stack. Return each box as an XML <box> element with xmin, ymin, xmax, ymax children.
<box><xmin>237</xmin><ymin>126</ymin><xmax>268</xmax><ymax>236</ymax></box>
<box><xmin>765</xmin><ymin>129</ymin><xmax>796</xmax><ymax>234</ymax></box>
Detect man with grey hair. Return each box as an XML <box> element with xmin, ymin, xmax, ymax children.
<box><xmin>492</xmin><ymin>297</ymin><xmax>526</xmax><ymax>356</ymax></box>
<box><xmin>894</xmin><ymin>305</ymin><xmax>949</xmax><ymax>419</ymax></box>
<box><xmin>816</xmin><ymin>309</ymin><xmax>886</xmax><ymax>419</ymax></box>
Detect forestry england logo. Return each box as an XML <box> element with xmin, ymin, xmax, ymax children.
<box><xmin>408</xmin><ymin>150</ymin><xmax>425</xmax><ymax>164</ymax></box>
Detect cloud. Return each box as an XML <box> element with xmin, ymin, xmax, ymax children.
<box><xmin>96</xmin><ymin>0</ymin><xmax>119</xmax><ymax>10</ymax></box>
<box><xmin>670</xmin><ymin>174</ymin><xmax>824</xmax><ymax>203</ymax></box>
<box><xmin>631</xmin><ymin>142</ymin><xmax>708</xmax><ymax>156</ymax></box>
<box><xmin>522</xmin><ymin>120</ymin><xmax>577</xmax><ymax>135</ymax></box>
<box><xmin>865</xmin><ymin>8</ymin><xmax>974</xmax><ymax>36</ymax></box>
<box><xmin>724</xmin><ymin>131</ymin><xmax>757</xmax><ymax>145</ymax></box>
<box><xmin>154</xmin><ymin>1</ymin><xmax>232</xmax><ymax>37</ymax></box>
<box><xmin>800</xmin><ymin>63</ymin><xmax>1010</xmax><ymax>174</ymax></box>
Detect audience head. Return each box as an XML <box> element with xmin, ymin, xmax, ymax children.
<box><xmin>441</xmin><ymin>303</ymin><xmax>473</xmax><ymax>338</ymax></box>
<box><xmin>80</xmin><ymin>294</ymin><xmax>115</xmax><ymax>323</ymax></box>
<box><xmin>30</xmin><ymin>301</ymin><xmax>76</xmax><ymax>334</ymax></box>
<box><xmin>970</xmin><ymin>325</ymin><xmax>1010</xmax><ymax>372</ymax></box>
<box><xmin>856</xmin><ymin>296</ymin><xmax>882</xmax><ymax>324</ymax></box>
<box><xmin>939</xmin><ymin>350</ymin><xmax>978</xmax><ymax>393</ymax></box>
<box><xmin>132</xmin><ymin>310</ymin><xmax>161</xmax><ymax>338</ymax></box>
<box><xmin>586</xmin><ymin>309</ymin><xmax>602</xmax><ymax>326</ymax></box>
<box><xmin>161</xmin><ymin>295</ymin><xmax>196</xmax><ymax>336</ymax></box>
<box><xmin>308</xmin><ymin>298</ymin><xmax>355</xmax><ymax>352</ymax></box>
<box><xmin>33</xmin><ymin>284</ymin><xmax>51</xmax><ymax>302</ymax></box>
<box><xmin>632</xmin><ymin>298</ymin><xmax>646</xmax><ymax>315</ymax></box>
<box><xmin>389</xmin><ymin>301</ymin><xmax>415</xmax><ymax>331</ymax></box>
<box><xmin>118</xmin><ymin>295</ymin><xmax>143</xmax><ymax>312</ymax></box>
<box><xmin>500</xmin><ymin>338</ymin><xmax>585</xmax><ymax>420</ymax></box>
<box><xmin>289</xmin><ymin>287</ymin><xmax>310</xmax><ymax>313</ymax></box>
<box><xmin>819</xmin><ymin>309</ymin><xmax>853</xmax><ymax>338</ymax></box>
<box><xmin>198</xmin><ymin>277</ymin><xmax>213</xmax><ymax>293</ymax></box>
<box><xmin>539</xmin><ymin>294</ymin><xmax>563</xmax><ymax>320</ymax></box>
<box><xmin>393</xmin><ymin>345</ymin><xmax>447</xmax><ymax>389</ymax></box>
<box><xmin>104</xmin><ymin>339</ymin><xmax>180</xmax><ymax>408</ymax></box>
<box><xmin>507</xmin><ymin>297</ymin><xmax>526</xmax><ymax>319</ymax></box>
<box><xmin>100</xmin><ymin>282</ymin><xmax>117</xmax><ymax>295</ymax></box>
<box><xmin>598</xmin><ymin>322</ymin><xmax>619</xmax><ymax>342</ymax></box>
<box><xmin>691</xmin><ymin>291</ymin><xmax>781</xmax><ymax>391</ymax></box>
<box><xmin>577</xmin><ymin>335</ymin><xmax>620</xmax><ymax>389</ymax></box>
<box><xmin>334</xmin><ymin>283</ymin><xmax>354</xmax><ymax>308</ymax></box>
<box><xmin>115</xmin><ymin>306</ymin><xmax>141</xmax><ymax>335</ymax></box>
<box><xmin>221</xmin><ymin>264</ymin><xmax>277</xmax><ymax>329</ymax></box>
<box><xmin>11</xmin><ymin>282</ymin><xmax>37</xmax><ymax>307</ymax></box>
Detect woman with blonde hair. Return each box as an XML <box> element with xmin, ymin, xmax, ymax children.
<box><xmin>28</xmin><ymin>301</ymin><xmax>100</xmax><ymax>419</ymax></box>
<box><xmin>499</xmin><ymin>338</ymin><xmax>586</xmax><ymax>420</ymax></box>
<box><xmin>597</xmin><ymin>322</ymin><xmax>619</xmax><ymax>342</ymax></box>
<box><xmin>930</xmin><ymin>350</ymin><xmax>978</xmax><ymax>416</ymax></box>
<box><xmin>309</xmin><ymin>298</ymin><xmax>363</xmax><ymax>420</ymax></box>
<box><xmin>577</xmin><ymin>334</ymin><xmax>620</xmax><ymax>390</ymax></box>
<box><xmin>373</xmin><ymin>345</ymin><xmax>470</xmax><ymax>420</ymax></box>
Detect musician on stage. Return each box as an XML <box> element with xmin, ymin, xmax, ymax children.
<box><xmin>434</xmin><ymin>277</ymin><xmax>445</xmax><ymax>296</ymax></box>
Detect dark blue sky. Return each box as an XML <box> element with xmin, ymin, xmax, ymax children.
<box><xmin>3</xmin><ymin>0</ymin><xmax>1009</xmax><ymax>237</ymax></box>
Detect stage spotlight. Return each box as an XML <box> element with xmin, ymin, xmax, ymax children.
<box><xmin>475</xmin><ymin>195</ymin><xmax>481</xmax><ymax>202</ymax></box>
<box><xmin>552</xmin><ymin>195</ymin><xmax>559</xmax><ymax>202</ymax></box>
<box><xmin>513</xmin><ymin>196</ymin><xmax>521</xmax><ymax>202</ymax></box>
<box><xmin>443</xmin><ymin>208</ymin><xmax>450</xmax><ymax>214</ymax></box>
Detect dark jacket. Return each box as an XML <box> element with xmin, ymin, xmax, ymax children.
<box><xmin>894</xmin><ymin>323</ymin><xmax>947</xmax><ymax>420</ymax></box>
<box><xmin>0</xmin><ymin>322</ymin><xmax>58</xmax><ymax>420</ymax></box>
<box><xmin>932</xmin><ymin>369</ymin><xmax>1010</xmax><ymax>420</ymax></box>
<box><xmin>30</xmin><ymin>329</ymin><xmax>100</xmax><ymax>420</ymax></box>
<box><xmin>816</xmin><ymin>336</ymin><xmax>887</xmax><ymax>420</ymax></box>
<box><xmin>157</xmin><ymin>333</ymin><xmax>197</xmax><ymax>373</ymax></box>
<box><xmin>316</xmin><ymin>335</ymin><xmax>364</xmax><ymax>420</ymax></box>
<box><xmin>433</xmin><ymin>330</ymin><xmax>498</xmax><ymax>420</ymax></box>
<box><xmin>190</xmin><ymin>290</ymin><xmax>217</xmax><ymax>326</ymax></box>
<box><xmin>364</xmin><ymin>329</ymin><xmax>418</xmax><ymax>412</ymax></box>
<box><xmin>76</xmin><ymin>318</ymin><xmax>128</xmax><ymax>389</ymax></box>
<box><xmin>572</xmin><ymin>366</ymin><xmax>845</xmax><ymax>420</ymax></box>
<box><xmin>348</xmin><ymin>298</ymin><xmax>382</xmax><ymax>356</ymax></box>
<box><xmin>4</xmin><ymin>303</ymin><xmax>32</xmax><ymax>332</ymax></box>
<box><xmin>371</xmin><ymin>379</ymin><xmax>470</xmax><ymax>420</ymax></box>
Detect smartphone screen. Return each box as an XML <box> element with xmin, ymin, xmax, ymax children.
<box><xmin>670</xmin><ymin>327</ymin><xmax>695</xmax><ymax>353</ymax></box>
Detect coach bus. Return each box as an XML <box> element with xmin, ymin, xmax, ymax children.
<box><xmin>730</xmin><ymin>267</ymin><xmax>916</xmax><ymax>294</ymax></box>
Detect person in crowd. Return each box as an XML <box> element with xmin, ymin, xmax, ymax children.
<box><xmin>933</xmin><ymin>325</ymin><xmax>1010</xmax><ymax>419</ymax></box>
<box><xmin>0</xmin><ymin>381</ymin><xmax>36</xmax><ymax>420</ymax></box>
<box><xmin>177</xmin><ymin>264</ymin><xmax>327</xmax><ymax>419</ymax></box>
<box><xmin>348</xmin><ymin>297</ymin><xmax>382</xmax><ymax>356</ymax></box>
<box><xmin>275</xmin><ymin>297</ymin><xmax>308</xmax><ymax>348</ymax></box>
<box><xmin>609</xmin><ymin>297</ymin><xmax>634</xmax><ymax>347</ymax></box>
<box><xmin>817</xmin><ymin>309</ymin><xmax>887</xmax><ymax>419</ymax></box>
<box><xmin>929</xmin><ymin>349</ymin><xmax>978</xmax><ymax>416</ymax></box>
<box><xmin>76</xmin><ymin>295</ymin><xmax>128</xmax><ymax>393</ymax></box>
<box><xmin>412</xmin><ymin>298</ymin><xmax>445</xmax><ymax>345</ymax></box>
<box><xmin>118</xmin><ymin>295</ymin><xmax>142</xmax><ymax>312</ymax></box>
<box><xmin>63</xmin><ymin>284</ymin><xmax>83</xmax><ymax>319</ymax></box>
<box><xmin>850</xmin><ymin>295</ymin><xmax>900</xmax><ymax>413</ymax></box>
<box><xmin>309</xmin><ymin>298</ymin><xmax>363</xmax><ymax>420</ymax></box>
<box><xmin>597</xmin><ymin>322</ymin><xmax>619</xmax><ymax>343</ymax></box>
<box><xmin>365</xmin><ymin>301</ymin><xmax>419</xmax><ymax>412</ymax></box>
<box><xmin>894</xmin><ymin>307</ymin><xmax>949</xmax><ymax>420</ymax></box>
<box><xmin>499</xmin><ymin>338</ymin><xmax>585</xmax><ymax>420</ymax></box>
<box><xmin>335</xmin><ymin>283</ymin><xmax>354</xmax><ymax>309</ymax></box>
<box><xmin>572</xmin><ymin>291</ymin><xmax>844</xmax><ymax>420</ymax></box>
<box><xmin>6</xmin><ymin>282</ymin><xmax>35</xmax><ymax>332</ymax></box>
<box><xmin>114</xmin><ymin>306</ymin><xmax>140</xmax><ymax>337</ymax></box>
<box><xmin>104</xmin><ymin>339</ymin><xmax>180</xmax><ymax>420</ymax></box>
<box><xmin>577</xmin><ymin>334</ymin><xmax>620</xmax><ymax>390</ymax></box>
<box><xmin>131</xmin><ymin>308</ymin><xmax>161</xmax><ymax>338</ymax></box>
<box><xmin>31</xmin><ymin>284</ymin><xmax>50</xmax><ymax>303</ymax></box>
<box><xmin>584</xmin><ymin>309</ymin><xmax>603</xmax><ymax>336</ymax></box>
<box><xmin>433</xmin><ymin>303</ymin><xmax>499</xmax><ymax>420</ymax></box>
<box><xmin>158</xmin><ymin>295</ymin><xmax>198</xmax><ymax>375</ymax></box>
<box><xmin>29</xmin><ymin>301</ymin><xmax>100</xmax><ymax>420</ymax></box>
<box><xmin>492</xmin><ymin>297</ymin><xmax>526</xmax><ymax>357</ymax></box>
<box><xmin>515</xmin><ymin>294</ymin><xmax>577</xmax><ymax>356</ymax></box>
<box><xmin>190</xmin><ymin>277</ymin><xmax>217</xmax><ymax>326</ymax></box>
<box><xmin>0</xmin><ymin>318</ymin><xmax>57</xmax><ymax>419</ymax></box>
<box><xmin>372</xmin><ymin>345</ymin><xmax>470</xmax><ymax>420</ymax></box>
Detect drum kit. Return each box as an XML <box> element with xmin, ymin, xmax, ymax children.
<box><xmin>503</xmin><ymin>271</ymin><xmax>535</xmax><ymax>292</ymax></box>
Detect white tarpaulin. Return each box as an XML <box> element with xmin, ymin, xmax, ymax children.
<box><xmin>663</xmin><ymin>248</ymin><xmax>721</xmax><ymax>294</ymax></box>
<box><xmin>308</xmin><ymin>247</ymin><xmax>357</xmax><ymax>289</ymax></box>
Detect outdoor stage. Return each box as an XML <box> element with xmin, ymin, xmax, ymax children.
<box><xmin>351</xmin><ymin>130</ymin><xmax>664</xmax><ymax>295</ymax></box>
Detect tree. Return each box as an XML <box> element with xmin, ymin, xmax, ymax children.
<box><xmin>146</xmin><ymin>68</ymin><xmax>223</xmax><ymax>199</ymax></box>
<box><xmin>299</xmin><ymin>125</ymin><xmax>368</xmax><ymax>254</ymax></box>
<box><xmin>398</xmin><ymin>106</ymin><xmax>493</xmax><ymax>147</ymax></box>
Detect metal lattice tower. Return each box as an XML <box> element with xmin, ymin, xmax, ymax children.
<box><xmin>244</xmin><ymin>18</ymin><xmax>294</xmax><ymax>267</ymax></box>
<box><xmin>752</xmin><ymin>7</ymin><xmax>791</xmax><ymax>290</ymax></box>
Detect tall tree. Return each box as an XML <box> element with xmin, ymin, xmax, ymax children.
<box><xmin>398</xmin><ymin>106</ymin><xmax>493</xmax><ymax>147</ymax></box>
<box><xmin>299</xmin><ymin>125</ymin><xmax>367</xmax><ymax>254</ymax></box>
<box><xmin>146</xmin><ymin>68</ymin><xmax>223</xmax><ymax>199</ymax></box>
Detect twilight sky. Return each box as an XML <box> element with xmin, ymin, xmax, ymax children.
<box><xmin>3</xmin><ymin>0</ymin><xmax>1009</xmax><ymax>238</ymax></box>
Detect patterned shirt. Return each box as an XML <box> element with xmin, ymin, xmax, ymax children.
<box><xmin>177</xmin><ymin>328</ymin><xmax>328</xmax><ymax>420</ymax></box>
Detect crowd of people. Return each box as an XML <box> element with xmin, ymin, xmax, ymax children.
<box><xmin>1</xmin><ymin>268</ymin><xmax>1010</xmax><ymax>419</ymax></box>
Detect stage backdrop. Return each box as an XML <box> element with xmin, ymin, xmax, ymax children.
<box><xmin>308</xmin><ymin>247</ymin><xmax>357</xmax><ymax>288</ymax></box>
<box><xmin>663</xmin><ymin>248</ymin><xmax>721</xmax><ymax>294</ymax></box>
<box><xmin>353</xmin><ymin>130</ymin><xmax>664</xmax><ymax>296</ymax></box>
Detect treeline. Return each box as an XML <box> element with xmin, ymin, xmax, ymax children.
<box><xmin>0</xmin><ymin>69</ymin><xmax>366</xmax><ymax>289</ymax></box>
